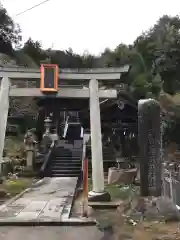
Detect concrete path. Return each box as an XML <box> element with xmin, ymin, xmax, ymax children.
<box><xmin>0</xmin><ymin>177</ymin><xmax>83</xmax><ymax>224</ymax></box>
<box><xmin>0</xmin><ymin>226</ymin><xmax>110</xmax><ymax>240</ymax></box>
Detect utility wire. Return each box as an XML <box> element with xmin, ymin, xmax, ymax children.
<box><xmin>15</xmin><ymin>0</ymin><xmax>51</xmax><ymax>17</ymax></box>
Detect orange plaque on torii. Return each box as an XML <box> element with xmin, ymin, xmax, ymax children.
<box><xmin>40</xmin><ymin>64</ymin><xmax>58</xmax><ymax>92</ymax></box>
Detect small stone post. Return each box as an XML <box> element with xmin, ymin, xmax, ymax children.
<box><xmin>138</xmin><ymin>99</ymin><xmax>162</xmax><ymax>196</ymax></box>
<box><xmin>26</xmin><ymin>148</ymin><xmax>34</xmax><ymax>169</ymax></box>
<box><xmin>24</xmin><ymin>130</ymin><xmax>35</xmax><ymax>169</ymax></box>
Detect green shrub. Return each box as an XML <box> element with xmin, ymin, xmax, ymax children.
<box><xmin>4</xmin><ymin>179</ymin><xmax>31</xmax><ymax>197</ymax></box>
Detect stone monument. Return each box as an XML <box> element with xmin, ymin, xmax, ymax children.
<box><xmin>138</xmin><ymin>99</ymin><xmax>162</xmax><ymax>196</ymax></box>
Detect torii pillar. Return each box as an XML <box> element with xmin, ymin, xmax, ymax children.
<box><xmin>88</xmin><ymin>78</ymin><xmax>111</xmax><ymax>201</ymax></box>
<box><xmin>0</xmin><ymin>76</ymin><xmax>10</xmax><ymax>173</ymax></box>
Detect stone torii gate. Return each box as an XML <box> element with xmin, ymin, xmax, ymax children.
<box><xmin>0</xmin><ymin>65</ymin><xmax>129</xmax><ymax>199</ymax></box>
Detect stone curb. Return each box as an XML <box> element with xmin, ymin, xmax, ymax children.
<box><xmin>68</xmin><ymin>178</ymin><xmax>80</xmax><ymax>217</ymax></box>
<box><xmin>0</xmin><ymin>219</ymin><xmax>97</xmax><ymax>226</ymax></box>
<box><xmin>88</xmin><ymin>201</ymin><xmax>122</xmax><ymax>209</ymax></box>
<box><xmin>88</xmin><ymin>204</ymin><xmax>119</xmax><ymax>209</ymax></box>
<box><xmin>32</xmin><ymin>178</ymin><xmax>50</xmax><ymax>188</ymax></box>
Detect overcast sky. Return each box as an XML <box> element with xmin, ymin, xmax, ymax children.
<box><xmin>2</xmin><ymin>0</ymin><xmax>180</xmax><ymax>55</ymax></box>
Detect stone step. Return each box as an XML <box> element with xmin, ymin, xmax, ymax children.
<box><xmin>54</xmin><ymin>151</ymin><xmax>80</xmax><ymax>155</ymax></box>
<box><xmin>53</xmin><ymin>158</ymin><xmax>81</xmax><ymax>161</ymax></box>
<box><xmin>52</xmin><ymin>159</ymin><xmax>81</xmax><ymax>164</ymax></box>
<box><xmin>53</xmin><ymin>159</ymin><xmax>81</xmax><ymax>162</ymax></box>
<box><xmin>54</xmin><ymin>151</ymin><xmax>81</xmax><ymax>155</ymax></box>
<box><xmin>52</xmin><ymin>159</ymin><xmax>81</xmax><ymax>163</ymax></box>
<box><xmin>51</xmin><ymin>165</ymin><xmax>81</xmax><ymax>169</ymax></box>
<box><xmin>87</xmin><ymin>154</ymin><xmax>115</xmax><ymax>158</ymax></box>
<box><xmin>52</xmin><ymin>169</ymin><xmax>81</xmax><ymax>173</ymax></box>
<box><xmin>53</xmin><ymin>163</ymin><xmax>81</xmax><ymax>167</ymax></box>
<box><xmin>51</xmin><ymin>165</ymin><xmax>81</xmax><ymax>171</ymax></box>
<box><xmin>53</xmin><ymin>157</ymin><xmax>81</xmax><ymax>160</ymax></box>
<box><xmin>51</xmin><ymin>163</ymin><xmax>81</xmax><ymax>167</ymax></box>
<box><xmin>51</xmin><ymin>173</ymin><xmax>79</xmax><ymax>177</ymax></box>
<box><xmin>47</xmin><ymin>143</ymin><xmax>83</xmax><ymax>177</ymax></box>
<box><xmin>52</xmin><ymin>161</ymin><xmax>81</xmax><ymax>165</ymax></box>
<box><xmin>55</xmin><ymin>156</ymin><xmax>81</xmax><ymax>159</ymax></box>
<box><xmin>55</xmin><ymin>152</ymin><xmax>82</xmax><ymax>155</ymax></box>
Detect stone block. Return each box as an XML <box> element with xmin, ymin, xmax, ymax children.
<box><xmin>88</xmin><ymin>191</ymin><xmax>111</xmax><ymax>202</ymax></box>
<box><xmin>108</xmin><ymin>167</ymin><xmax>137</xmax><ymax>185</ymax></box>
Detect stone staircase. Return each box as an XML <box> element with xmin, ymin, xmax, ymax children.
<box><xmin>50</xmin><ymin>146</ymin><xmax>82</xmax><ymax>177</ymax></box>
<box><xmin>41</xmin><ymin>116</ymin><xmax>83</xmax><ymax>177</ymax></box>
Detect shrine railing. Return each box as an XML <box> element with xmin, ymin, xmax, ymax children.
<box><xmin>81</xmin><ymin>134</ymin><xmax>90</xmax><ymax>168</ymax></box>
<box><xmin>40</xmin><ymin>141</ymin><xmax>55</xmax><ymax>177</ymax></box>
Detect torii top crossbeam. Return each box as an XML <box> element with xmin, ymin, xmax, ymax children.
<box><xmin>0</xmin><ymin>65</ymin><xmax>130</xmax><ymax>98</ymax></box>
<box><xmin>0</xmin><ymin>65</ymin><xmax>129</xmax><ymax>79</ymax></box>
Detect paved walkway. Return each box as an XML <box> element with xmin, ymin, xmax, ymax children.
<box><xmin>0</xmin><ymin>226</ymin><xmax>110</xmax><ymax>240</ymax></box>
<box><xmin>0</xmin><ymin>177</ymin><xmax>81</xmax><ymax>224</ymax></box>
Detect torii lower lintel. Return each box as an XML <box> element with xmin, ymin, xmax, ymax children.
<box><xmin>9</xmin><ymin>88</ymin><xmax>117</xmax><ymax>98</ymax></box>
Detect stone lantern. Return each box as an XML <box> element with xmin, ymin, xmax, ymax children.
<box><xmin>42</xmin><ymin>116</ymin><xmax>53</xmax><ymax>153</ymax></box>
<box><xmin>44</xmin><ymin>117</ymin><xmax>52</xmax><ymax>136</ymax></box>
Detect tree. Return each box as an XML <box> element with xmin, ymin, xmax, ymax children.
<box><xmin>99</xmin><ymin>44</ymin><xmax>162</xmax><ymax>100</ymax></box>
<box><xmin>133</xmin><ymin>15</ymin><xmax>180</xmax><ymax>95</ymax></box>
<box><xmin>98</xmin><ymin>15</ymin><xmax>180</xmax><ymax>99</ymax></box>
<box><xmin>23</xmin><ymin>38</ymin><xmax>47</xmax><ymax>65</ymax></box>
<box><xmin>81</xmin><ymin>51</ymin><xmax>97</xmax><ymax>68</ymax></box>
<box><xmin>0</xmin><ymin>8</ymin><xmax>21</xmax><ymax>56</ymax></box>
